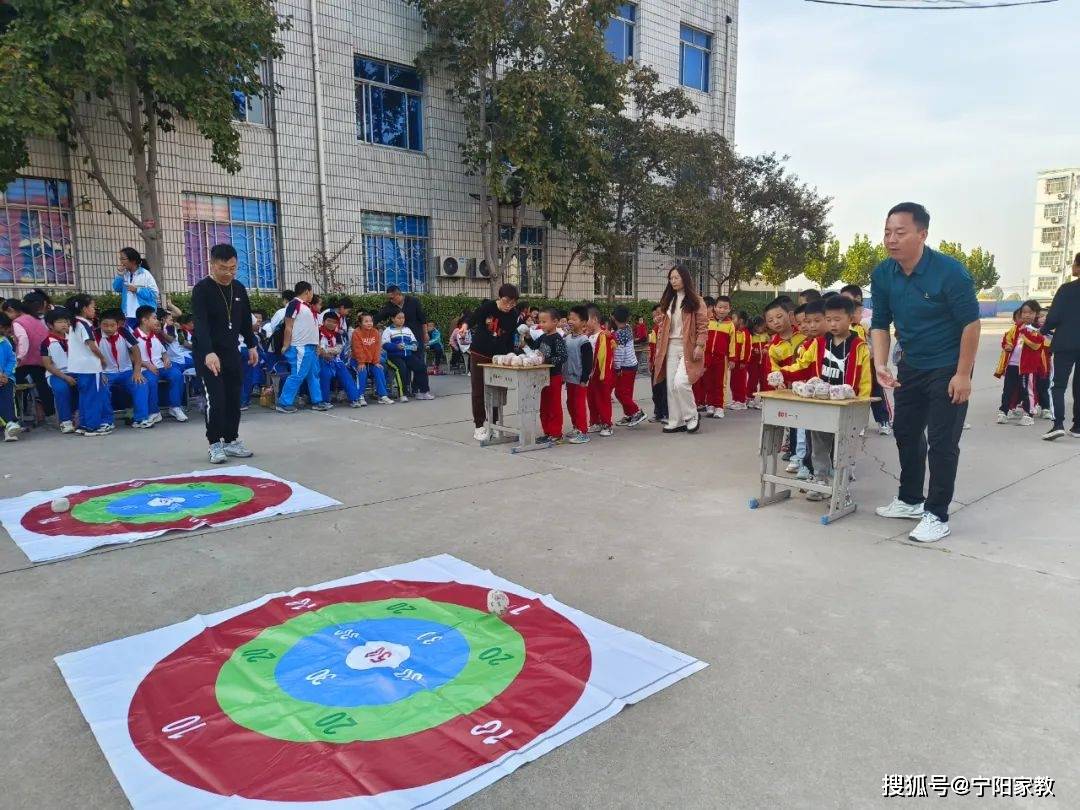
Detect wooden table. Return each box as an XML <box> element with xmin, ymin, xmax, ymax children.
<box><xmin>749</xmin><ymin>389</ymin><xmax>876</xmax><ymax>524</ymax></box>
<box><xmin>479</xmin><ymin>364</ymin><xmax>554</xmax><ymax>453</ymax></box>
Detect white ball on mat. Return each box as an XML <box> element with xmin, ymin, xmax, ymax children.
<box><xmin>51</xmin><ymin>497</ymin><xmax>70</xmax><ymax>513</ymax></box>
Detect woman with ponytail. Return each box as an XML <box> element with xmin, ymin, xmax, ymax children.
<box><xmin>112</xmin><ymin>247</ymin><xmax>160</xmax><ymax>329</ymax></box>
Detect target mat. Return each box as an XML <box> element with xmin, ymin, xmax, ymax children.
<box><xmin>56</xmin><ymin>554</ymin><xmax>706</xmax><ymax>809</ymax></box>
<box><xmin>0</xmin><ymin>466</ymin><xmax>340</xmax><ymax>562</ymax></box>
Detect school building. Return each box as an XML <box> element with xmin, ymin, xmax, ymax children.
<box><xmin>1027</xmin><ymin>167</ymin><xmax>1080</xmax><ymax>304</ymax></box>
<box><xmin>0</xmin><ymin>0</ymin><xmax>739</xmax><ymax>304</ymax></box>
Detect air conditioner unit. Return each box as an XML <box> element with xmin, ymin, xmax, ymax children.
<box><xmin>1051</xmin><ymin>216</ymin><xmax>1063</xmax><ymax>223</ymax></box>
<box><xmin>438</xmin><ymin>256</ymin><xmax>473</xmax><ymax>278</ymax></box>
<box><xmin>472</xmin><ymin>259</ymin><xmax>491</xmax><ymax>279</ymax></box>
<box><xmin>1058</xmin><ymin>193</ymin><xmax>1069</xmax><ymax>200</ymax></box>
<box><xmin>1052</xmin><ymin>241</ymin><xmax>1063</xmax><ymax>248</ymax></box>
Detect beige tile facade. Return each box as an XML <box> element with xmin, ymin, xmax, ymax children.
<box><xmin>2</xmin><ymin>0</ymin><xmax>738</xmax><ymax>303</ymax></box>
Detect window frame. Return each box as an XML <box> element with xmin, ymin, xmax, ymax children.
<box><xmin>679</xmin><ymin>25</ymin><xmax>712</xmax><ymax>93</ymax></box>
<box><xmin>675</xmin><ymin>243</ymin><xmax>711</xmax><ymax>296</ymax></box>
<box><xmin>181</xmin><ymin>192</ymin><xmax>281</xmax><ymax>290</ymax></box>
<box><xmin>0</xmin><ymin>176</ymin><xmax>77</xmax><ymax>287</ymax></box>
<box><xmin>233</xmin><ymin>59</ymin><xmax>273</xmax><ymax>127</ymax></box>
<box><xmin>1039</xmin><ymin>251</ymin><xmax>1063</xmax><ymax>269</ymax></box>
<box><xmin>1045</xmin><ymin>177</ymin><xmax>1069</xmax><ymax>195</ymax></box>
<box><xmin>594</xmin><ymin>247</ymin><xmax>636</xmax><ymax>299</ymax></box>
<box><xmin>361</xmin><ymin>211</ymin><xmax>430</xmax><ymax>293</ymax></box>
<box><xmin>500</xmin><ymin>225</ymin><xmax>546</xmax><ymax>297</ymax></box>
<box><xmin>1044</xmin><ymin>203</ymin><xmax>1065</xmax><ymax>219</ymax></box>
<box><xmin>1041</xmin><ymin>226</ymin><xmax>1064</xmax><ymax>244</ymax></box>
<box><xmin>604</xmin><ymin>4</ymin><xmax>636</xmax><ymax>63</ymax></box>
<box><xmin>354</xmin><ymin>56</ymin><xmax>424</xmax><ymax>153</ymax></box>
<box><xmin>1037</xmin><ymin>276</ymin><xmax>1058</xmax><ymax>291</ymax></box>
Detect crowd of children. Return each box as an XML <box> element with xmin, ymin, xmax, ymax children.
<box><xmin>994</xmin><ymin>300</ymin><xmax>1054</xmax><ymax>426</ymax></box>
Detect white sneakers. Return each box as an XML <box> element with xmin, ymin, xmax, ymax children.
<box><xmin>168</xmin><ymin>407</ymin><xmax>189</xmax><ymax>422</ymax></box>
<box><xmin>909</xmin><ymin>513</ymin><xmax>950</xmax><ymax>543</ymax></box>
<box><xmin>60</xmin><ymin>420</ymin><xmax>75</xmax><ymax>434</ymax></box>
<box><xmin>1018</xmin><ymin>415</ymin><xmax>1035</xmax><ymax>426</ymax></box>
<box><xmin>474</xmin><ymin>426</ymin><xmax>491</xmax><ymax>442</ymax></box>
<box><xmin>710</xmin><ymin>408</ymin><xmax>724</xmax><ymax>419</ymax></box>
<box><xmin>4</xmin><ymin>422</ymin><xmax>22</xmax><ymax>442</ymax></box>
<box><xmin>378</xmin><ymin>396</ymin><xmax>394</xmax><ymax>405</ymax></box>
<box><xmin>875</xmin><ymin>498</ymin><xmax>925</xmax><ymax>519</ymax></box>
<box><xmin>785</xmin><ymin>460</ymin><xmax>801</xmax><ymax>474</ymax></box>
<box><xmin>996</xmin><ymin>412</ymin><xmax>1009</xmax><ymax>424</ymax></box>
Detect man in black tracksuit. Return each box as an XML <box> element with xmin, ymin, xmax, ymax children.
<box><xmin>191</xmin><ymin>243</ymin><xmax>259</xmax><ymax>463</ymax></box>
<box><xmin>375</xmin><ymin>286</ymin><xmax>426</xmax><ymax>394</ymax></box>
<box><xmin>1041</xmin><ymin>252</ymin><xmax>1080</xmax><ymax>440</ymax></box>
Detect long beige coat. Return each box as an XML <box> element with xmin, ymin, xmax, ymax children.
<box><xmin>652</xmin><ymin>297</ymin><xmax>709</xmax><ymax>386</ymax></box>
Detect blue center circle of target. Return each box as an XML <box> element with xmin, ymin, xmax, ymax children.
<box><xmin>104</xmin><ymin>488</ymin><xmax>223</xmax><ymax>516</ymax></box>
<box><xmin>273</xmin><ymin>617</ymin><xmax>470</xmax><ymax>708</ymax></box>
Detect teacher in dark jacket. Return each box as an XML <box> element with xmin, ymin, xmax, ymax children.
<box><xmin>870</xmin><ymin>202</ymin><xmax>980</xmax><ymax>544</ymax></box>
<box><xmin>375</xmin><ymin>286</ymin><xmax>427</xmax><ymax>394</ymax></box>
<box><xmin>1041</xmin><ymin>252</ymin><xmax>1080</xmax><ymax>441</ymax></box>
<box><xmin>465</xmin><ymin>283</ymin><xmax>520</xmax><ymax>442</ymax></box>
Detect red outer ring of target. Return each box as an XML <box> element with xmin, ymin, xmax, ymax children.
<box><xmin>20</xmin><ymin>475</ymin><xmax>292</xmax><ymax>537</ymax></box>
<box><xmin>128</xmin><ymin>580</ymin><xmax>592</xmax><ymax>802</ymax></box>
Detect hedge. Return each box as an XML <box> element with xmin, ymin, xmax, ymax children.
<box><xmin>42</xmin><ymin>289</ymin><xmax>775</xmax><ymax>336</ymax></box>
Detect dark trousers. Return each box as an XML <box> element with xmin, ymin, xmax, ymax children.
<box><xmin>16</xmin><ymin>365</ymin><xmax>54</xmax><ymax>417</ymax></box>
<box><xmin>390</xmin><ymin>353</ymin><xmax>428</xmax><ymax>396</ymax></box>
<box><xmin>471</xmin><ymin>352</ymin><xmax>492</xmax><ymax>427</ymax></box>
<box><xmin>999</xmin><ymin>365</ymin><xmax>1032</xmax><ymax>415</ymax></box>
<box><xmin>652</xmin><ymin>379</ymin><xmax>668</xmax><ymax>420</ymax></box>
<box><xmin>0</xmin><ymin>380</ymin><xmax>15</xmax><ymax>423</ymax></box>
<box><xmin>892</xmin><ymin>363</ymin><xmax>967</xmax><ymax>523</ymax></box>
<box><xmin>198</xmin><ymin>352</ymin><xmax>242</xmax><ymax>445</ymax></box>
<box><xmin>1050</xmin><ymin>349</ymin><xmax>1080</xmax><ymax>430</ymax></box>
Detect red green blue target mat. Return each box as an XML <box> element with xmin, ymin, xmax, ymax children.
<box><xmin>55</xmin><ymin>554</ymin><xmax>706</xmax><ymax>809</ymax></box>
<box><xmin>0</xmin><ymin>466</ymin><xmax>340</xmax><ymax>562</ymax></box>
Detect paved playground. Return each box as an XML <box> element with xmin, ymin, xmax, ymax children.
<box><xmin>1</xmin><ymin>330</ymin><xmax>1076</xmax><ymax>808</ymax></box>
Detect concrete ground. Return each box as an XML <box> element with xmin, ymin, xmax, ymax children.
<box><xmin>1</xmin><ymin>331</ymin><xmax>1077</xmax><ymax>809</ymax></box>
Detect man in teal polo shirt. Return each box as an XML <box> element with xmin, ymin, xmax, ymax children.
<box><xmin>870</xmin><ymin>202</ymin><xmax>980</xmax><ymax>543</ymax></box>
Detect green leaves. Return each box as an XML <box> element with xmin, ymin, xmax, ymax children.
<box><xmin>841</xmin><ymin>234</ymin><xmax>887</xmax><ymax>287</ymax></box>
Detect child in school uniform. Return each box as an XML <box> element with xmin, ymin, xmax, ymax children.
<box><xmin>97</xmin><ymin>309</ymin><xmax>153</xmax><ymax>429</ymax></box>
<box><xmin>747</xmin><ymin>315</ymin><xmax>769</xmax><ymax>408</ymax></box>
<box><xmin>728</xmin><ymin>310</ymin><xmax>753</xmax><ymax>410</ymax></box>
<box><xmin>318</xmin><ymin>311</ymin><xmax>363</xmax><ymax>408</ymax></box>
<box><xmin>779</xmin><ymin>296</ymin><xmax>871</xmax><ymax>500</ymax></box>
<box><xmin>277</xmin><ymin>281</ymin><xmax>328</xmax><ymax>413</ymax></box>
<box><xmin>1034</xmin><ymin>309</ymin><xmax>1053</xmax><ymax>420</ymax></box>
<box><xmin>526</xmin><ymin>307</ymin><xmax>568</xmax><ymax>442</ymax></box>
<box><xmin>40</xmin><ymin>309</ymin><xmax>78</xmax><ymax>434</ymax></box>
<box><xmin>65</xmin><ymin>294</ymin><xmax>113</xmax><ymax>435</ymax></box>
<box><xmin>563</xmin><ymin>305</ymin><xmax>594</xmax><ymax>444</ymax></box>
<box><xmin>382</xmin><ymin>309</ymin><xmax>433</xmax><ymax>402</ymax></box>
<box><xmin>841</xmin><ymin>284</ymin><xmax>892</xmax><ymax>435</ymax></box>
<box><xmin>994</xmin><ymin>300</ymin><xmax>1045</xmax><ymax>426</ymax></box>
<box><xmin>585</xmin><ymin>304</ymin><xmax>616</xmax><ymax>436</ymax></box>
<box><xmin>0</xmin><ymin>314</ymin><xmax>21</xmax><ymax>441</ymax></box>
<box><xmin>648</xmin><ymin>304</ymin><xmax>667</xmax><ymax>423</ymax></box>
<box><xmin>132</xmin><ymin>305</ymin><xmax>187</xmax><ymax>423</ymax></box>
<box><xmin>611</xmin><ymin>306</ymin><xmax>646</xmax><ymax>427</ymax></box>
<box><xmin>426</xmin><ymin>322</ymin><xmax>445</xmax><ymax>375</ymax></box>
<box><xmin>351</xmin><ymin>313</ymin><xmax>395</xmax><ymax>404</ymax></box>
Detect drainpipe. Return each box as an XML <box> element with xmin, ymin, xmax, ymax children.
<box><xmin>309</xmin><ymin>0</ymin><xmax>330</xmax><ymax>254</ymax></box>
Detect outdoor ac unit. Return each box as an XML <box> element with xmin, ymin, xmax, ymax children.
<box><xmin>473</xmin><ymin>259</ymin><xmax>491</xmax><ymax>279</ymax></box>
<box><xmin>1051</xmin><ymin>216</ymin><xmax>1063</xmax><ymax>223</ymax></box>
<box><xmin>1058</xmin><ymin>193</ymin><xmax>1070</xmax><ymax>200</ymax></box>
<box><xmin>438</xmin><ymin>256</ymin><xmax>473</xmax><ymax>278</ymax></box>
<box><xmin>1052</xmin><ymin>241</ymin><xmax>1063</xmax><ymax>248</ymax></box>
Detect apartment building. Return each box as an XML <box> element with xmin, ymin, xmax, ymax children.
<box><xmin>1027</xmin><ymin>168</ymin><xmax>1080</xmax><ymax>303</ymax></box>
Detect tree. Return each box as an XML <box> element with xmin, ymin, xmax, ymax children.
<box><xmin>966</xmin><ymin>246</ymin><xmax>999</xmax><ymax>292</ymax></box>
<box><xmin>803</xmin><ymin>238</ymin><xmax>843</xmax><ymax>289</ymax></box>
<box><xmin>0</xmin><ymin>0</ymin><xmax>287</xmax><ymax>289</ymax></box>
<box><xmin>840</xmin><ymin>234</ymin><xmax>887</xmax><ymax>287</ymax></box>
<box><xmin>758</xmin><ymin>255</ymin><xmax>794</xmax><ymax>289</ymax></box>
<box><xmin>410</xmin><ymin>0</ymin><xmax>624</xmax><ymax>295</ymax></box>
<box><xmin>555</xmin><ymin>65</ymin><xmax>697</xmax><ymax>300</ymax></box>
<box><xmin>303</xmin><ymin>238</ymin><xmax>356</xmax><ymax>296</ymax></box>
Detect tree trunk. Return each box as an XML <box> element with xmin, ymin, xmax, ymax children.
<box><xmin>128</xmin><ymin>81</ymin><xmax>166</xmax><ymax>293</ymax></box>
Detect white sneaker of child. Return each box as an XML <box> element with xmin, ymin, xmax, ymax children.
<box><xmin>168</xmin><ymin>407</ymin><xmax>189</xmax><ymax>422</ymax></box>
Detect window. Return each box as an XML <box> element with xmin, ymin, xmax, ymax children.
<box><xmin>594</xmin><ymin>248</ymin><xmax>636</xmax><ymax>298</ymax></box>
<box><xmin>675</xmin><ymin>243</ymin><xmax>711</xmax><ymax>295</ymax></box>
<box><xmin>1037</xmin><ymin>276</ymin><xmax>1059</xmax><ymax>291</ymax></box>
<box><xmin>1044</xmin><ymin>203</ymin><xmax>1065</xmax><ymax>219</ymax></box>
<box><xmin>604</xmin><ymin>4</ymin><xmax>636</xmax><ymax>63</ymax></box>
<box><xmin>1039</xmin><ymin>251</ymin><xmax>1062</xmax><ymax>269</ymax></box>
<box><xmin>362</xmin><ymin>212</ymin><xmax>429</xmax><ymax>292</ymax></box>
<box><xmin>1045</xmin><ymin>176</ymin><xmax>1069</xmax><ymax>195</ymax></box>
<box><xmin>680</xmin><ymin>25</ymin><xmax>712</xmax><ymax>92</ymax></box>
<box><xmin>0</xmin><ymin>177</ymin><xmax>76</xmax><ymax>286</ymax></box>
<box><xmin>182</xmin><ymin>193</ymin><xmax>279</xmax><ymax>289</ymax></box>
<box><xmin>232</xmin><ymin>59</ymin><xmax>271</xmax><ymax>126</ymax></box>
<box><xmin>500</xmin><ymin>226</ymin><xmax>545</xmax><ymax>296</ymax></box>
<box><xmin>355</xmin><ymin>56</ymin><xmax>423</xmax><ymax>152</ymax></box>
<box><xmin>1041</xmin><ymin>227</ymin><xmax>1064</xmax><ymax>244</ymax></box>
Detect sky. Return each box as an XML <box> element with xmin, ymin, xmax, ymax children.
<box><xmin>734</xmin><ymin>0</ymin><xmax>1080</xmax><ymax>293</ymax></box>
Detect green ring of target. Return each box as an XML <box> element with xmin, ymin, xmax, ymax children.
<box><xmin>215</xmin><ymin>598</ymin><xmax>525</xmax><ymax>743</ymax></box>
<box><xmin>70</xmin><ymin>482</ymin><xmax>254</xmax><ymax>525</ymax></box>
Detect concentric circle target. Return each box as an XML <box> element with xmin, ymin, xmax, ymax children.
<box><xmin>127</xmin><ymin>580</ymin><xmax>592</xmax><ymax>802</ymax></box>
<box><xmin>20</xmin><ymin>475</ymin><xmax>292</xmax><ymax>536</ymax></box>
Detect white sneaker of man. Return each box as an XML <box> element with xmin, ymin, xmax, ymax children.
<box><xmin>909</xmin><ymin>512</ymin><xmax>950</xmax><ymax>543</ymax></box>
<box><xmin>208</xmin><ymin>441</ymin><xmax>227</xmax><ymax>464</ymax></box>
<box><xmin>875</xmin><ymin>497</ymin><xmax>925</xmax><ymax>519</ymax></box>
<box><xmin>473</xmin><ymin>426</ymin><xmax>491</xmax><ymax>442</ymax></box>
<box><xmin>1018</xmin><ymin>414</ymin><xmax>1035</xmax><ymax>426</ymax></box>
<box><xmin>415</xmin><ymin>392</ymin><xmax>435</xmax><ymax>400</ymax></box>
<box><xmin>168</xmin><ymin>407</ymin><xmax>189</xmax><ymax>422</ymax></box>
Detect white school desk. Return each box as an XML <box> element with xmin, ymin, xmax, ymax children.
<box><xmin>749</xmin><ymin>389</ymin><xmax>877</xmax><ymax>525</ymax></box>
<box><xmin>479</xmin><ymin>364</ymin><xmax>554</xmax><ymax>453</ymax></box>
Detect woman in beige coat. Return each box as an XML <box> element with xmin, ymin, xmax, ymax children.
<box><xmin>652</xmin><ymin>265</ymin><xmax>709</xmax><ymax>433</ymax></box>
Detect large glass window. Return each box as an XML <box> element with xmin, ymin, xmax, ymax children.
<box><xmin>604</xmin><ymin>4</ymin><xmax>636</xmax><ymax>63</ymax></box>
<box><xmin>676</xmin><ymin>243</ymin><xmax>711</xmax><ymax>295</ymax></box>
<box><xmin>594</xmin><ymin>248</ymin><xmax>636</xmax><ymax>298</ymax></box>
<box><xmin>1045</xmin><ymin>177</ymin><xmax>1069</xmax><ymax>195</ymax></box>
<box><xmin>500</xmin><ymin>226</ymin><xmax>545</xmax><ymax>296</ymax></box>
<box><xmin>1041</xmin><ymin>227</ymin><xmax>1064</xmax><ymax>244</ymax></box>
<box><xmin>355</xmin><ymin>56</ymin><xmax>423</xmax><ymax>152</ymax></box>
<box><xmin>362</xmin><ymin>212</ymin><xmax>429</xmax><ymax>292</ymax></box>
<box><xmin>1037</xmin><ymin>276</ymin><xmax>1058</xmax><ymax>291</ymax></box>
<box><xmin>182</xmin><ymin>193</ymin><xmax>279</xmax><ymax>289</ymax></box>
<box><xmin>233</xmin><ymin>59</ymin><xmax>271</xmax><ymax>126</ymax></box>
<box><xmin>0</xmin><ymin>177</ymin><xmax>76</xmax><ymax>286</ymax></box>
<box><xmin>1039</xmin><ymin>251</ymin><xmax>1062</xmax><ymax>269</ymax></box>
<box><xmin>680</xmin><ymin>25</ymin><xmax>712</xmax><ymax>92</ymax></box>
<box><xmin>1044</xmin><ymin>203</ymin><xmax>1065</xmax><ymax>219</ymax></box>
